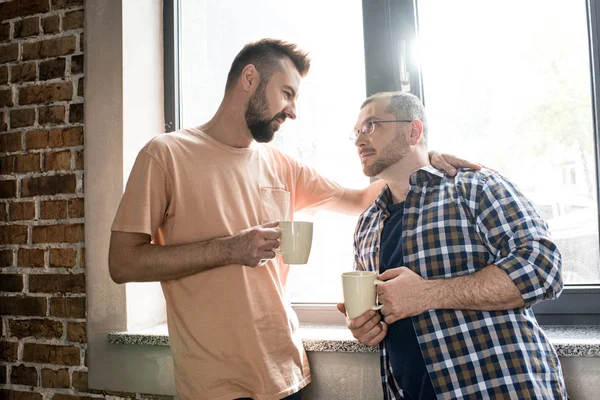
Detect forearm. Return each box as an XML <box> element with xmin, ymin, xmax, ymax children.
<box><xmin>109</xmin><ymin>233</ymin><xmax>236</xmax><ymax>283</ymax></box>
<box><xmin>425</xmin><ymin>265</ymin><xmax>524</xmax><ymax>311</ymax></box>
<box><xmin>337</xmin><ymin>180</ymin><xmax>386</xmax><ymax>214</ymax></box>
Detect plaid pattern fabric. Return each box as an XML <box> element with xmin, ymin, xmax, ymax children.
<box><xmin>354</xmin><ymin>165</ymin><xmax>567</xmax><ymax>400</ymax></box>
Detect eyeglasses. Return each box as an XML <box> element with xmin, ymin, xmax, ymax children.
<box><xmin>349</xmin><ymin>119</ymin><xmax>412</xmax><ymax>141</ymax></box>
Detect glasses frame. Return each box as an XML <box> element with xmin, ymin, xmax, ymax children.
<box><xmin>349</xmin><ymin>119</ymin><xmax>413</xmax><ymax>141</ymax></box>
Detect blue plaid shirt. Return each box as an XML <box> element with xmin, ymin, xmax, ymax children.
<box><xmin>354</xmin><ymin>165</ymin><xmax>566</xmax><ymax>399</ymax></box>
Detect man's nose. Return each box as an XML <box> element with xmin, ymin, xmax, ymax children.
<box><xmin>284</xmin><ymin>102</ymin><xmax>297</xmax><ymax>120</ymax></box>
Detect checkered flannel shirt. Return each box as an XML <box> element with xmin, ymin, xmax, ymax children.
<box><xmin>354</xmin><ymin>165</ymin><xmax>566</xmax><ymax>399</ymax></box>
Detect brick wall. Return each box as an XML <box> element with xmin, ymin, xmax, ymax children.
<box><xmin>0</xmin><ymin>1</ymin><xmax>171</xmax><ymax>399</ymax></box>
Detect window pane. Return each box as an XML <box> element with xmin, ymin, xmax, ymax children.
<box><xmin>417</xmin><ymin>0</ymin><xmax>600</xmax><ymax>283</ymax></box>
<box><xmin>180</xmin><ymin>1</ymin><xmax>368</xmax><ymax>303</ymax></box>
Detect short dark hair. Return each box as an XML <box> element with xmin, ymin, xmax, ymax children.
<box><xmin>225</xmin><ymin>38</ymin><xmax>311</xmax><ymax>92</ymax></box>
<box><xmin>361</xmin><ymin>91</ymin><xmax>428</xmax><ymax>145</ymax></box>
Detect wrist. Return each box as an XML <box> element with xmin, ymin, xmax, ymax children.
<box><xmin>422</xmin><ymin>278</ymin><xmax>444</xmax><ymax>311</ymax></box>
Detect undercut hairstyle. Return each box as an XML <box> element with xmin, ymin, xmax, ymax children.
<box><xmin>225</xmin><ymin>39</ymin><xmax>311</xmax><ymax>92</ymax></box>
<box><xmin>361</xmin><ymin>91</ymin><xmax>429</xmax><ymax>145</ymax></box>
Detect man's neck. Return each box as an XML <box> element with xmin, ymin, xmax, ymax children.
<box><xmin>198</xmin><ymin>95</ymin><xmax>254</xmax><ymax>148</ymax></box>
<box><xmin>380</xmin><ymin>150</ymin><xmax>430</xmax><ymax>204</ymax></box>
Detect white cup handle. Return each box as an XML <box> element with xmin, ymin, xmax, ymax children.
<box><xmin>371</xmin><ymin>304</ymin><xmax>383</xmax><ymax>311</ymax></box>
<box><xmin>373</xmin><ymin>279</ymin><xmax>384</xmax><ymax>285</ymax></box>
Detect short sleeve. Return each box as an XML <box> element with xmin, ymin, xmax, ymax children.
<box><xmin>111</xmin><ymin>149</ymin><xmax>173</xmax><ymax>238</ymax></box>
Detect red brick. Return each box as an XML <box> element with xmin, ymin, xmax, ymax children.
<box><xmin>18</xmin><ymin>248</ymin><xmax>45</xmax><ymax>268</ymax></box>
<box><xmin>0</xmin><ymin>155</ymin><xmax>15</xmax><ymax>174</ymax></box>
<box><xmin>10</xmin><ymin>201</ymin><xmax>35</xmax><ymax>221</ymax></box>
<box><xmin>0</xmin><ymin>111</ymin><xmax>7</xmax><ymax>132</ymax></box>
<box><xmin>0</xmin><ymin>0</ymin><xmax>50</xmax><ymax>20</ymax></box>
<box><xmin>69</xmin><ymin>103</ymin><xmax>83</xmax><ymax>123</ymax></box>
<box><xmin>0</xmin><ymin>225</ymin><xmax>27</xmax><ymax>245</ymax></box>
<box><xmin>0</xmin><ymin>65</ymin><xmax>7</xmax><ymax>84</ymax></box>
<box><xmin>71</xmin><ymin>54</ymin><xmax>83</xmax><ymax>74</ymax></box>
<box><xmin>0</xmin><ymin>43</ymin><xmax>18</xmax><ymax>63</ymax></box>
<box><xmin>49</xmin><ymin>247</ymin><xmax>76</xmax><ymax>267</ymax></box>
<box><xmin>63</xmin><ymin>10</ymin><xmax>84</xmax><ymax>30</ymax></box>
<box><xmin>23</xmin><ymin>36</ymin><xmax>77</xmax><ymax>60</ymax></box>
<box><xmin>19</xmin><ymin>82</ymin><xmax>73</xmax><ymax>105</ymax></box>
<box><xmin>79</xmin><ymin>248</ymin><xmax>84</xmax><ymax>268</ymax></box>
<box><xmin>45</xmin><ymin>150</ymin><xmax>71</xmax><ymax>171</ymax></box>
<box><xmin>68</xmin><ymin>198</ymin><xmax>83</xmax><ymax>218</ymax></box>
<box><xmin>15</xmin><ymin>153</ymin><xmax>41</xmax><ymax>173</ymax></box>
<box><xmin>22</xmin><ymin>343</ymin><xmax>80</xmax><ymax>366</ymax></box>
<box><xmin>26</xmin><ymin>129</ymin><xmax>49</xmax><ymax>149</ymax></box>
<box><xmin>41</xmin><ymin>200</ymin><xmax>67</xmax><ymax>219</ymax></box>
<box><xmin>75</xmin><ymin>149</ymin><xmax>83</xmax><ymax>169</ymax></box>
<box><xmin>0</xmin><ymin>88</ymin><xmax>13</xmax><ymax>107</ymax></box>
<box><xmin>0</xmin><ymin>274</ymin><xmax>23</xmax><ymax>292</ymax></box>
<box><xmin>0</xmin><ymin>180</ymin><xmax>17</xmax><ymax>198</ymax></box>
<box><xmin>0</xmin><ymin>249</ymin><xmax>13</xmax><ymax>267</ymax></box>
<box><xmin>10</xmin><ymin>108</ymin><xmax>36</xmax><ymax>129</ymax></box>
<box><xmin>0</xmin><ymin>132</ymin><xmax>22</xmax><ymax>152</ymax></box>
<box><xmin>0</xmin><ymin>341</ymin><xmax>19</xmax><ymax>362</ymax></box>
<box><xmin>22</xmin><ymin>174</ymin><xmax>76</xmax><ymax>197</ymax></box>
<box><xmin>10</xmin><ymin>62</ymin><xmax>37</xmax><ymax>83</ymax></box>
<box><xmin>29</xmin><ymin>273</ymin><xmax>85</xmax><ymax>293</ymax></box>
<box><xmin>50</xmin><ymin>126</ymin><xmax>83</xmax><ymax>147</ymax></box>
<box><xmin>43</xmin><ymin>369</ymin><xmax>72</xmax><ymax>390</ymax></box>
<box><xmin>42</xmin><ymin>15</ymin><xmax>60</xmax><ymax>34</ymax></box>
<box><xmin>70</xmin><ymin>370</ymin><xmax>87</xmax><ymax>391</ymax></box>
<box><xmin>0</xmin><ymin>389</ymin><xmax>43</xmax><ymax>400</ymax></box>
<box><xmin>41</xmin><ymin>368</ymin><xmax>70</xmax><ymax>388</ymax></box>
<box><xmin>32</xmin><ymin>223</ymin><xmax>83</xmax><ymax>243</ymax></box>
<box><xmin>66</xmin><ymin>321</ymin><xmax>86</xmax><ymax>342</ymax></box>
<box><xmin>10</xmin><ymin>364</ymin><xmax>38</xmax><ymax>386</ymax></box>
<box><xmin>38</xmin><ymin>105</ymin><xmax>66</xmax><ymax>125</ymax></box>
<box><xmin>52</xmin><ymin>0</ymin><xmax>84</xmax><ymax>10</ymax></box>
<box><xmin>0</xmin><ymin>203</ymin><xmax>7</xmax><ymax>221</ymax></box>
<box><xmin>9</xmin><ymin>318</ymin><xmax>63</xmax><ymax>339</ymax></box>
<box><xmin>39</xmin><ymin>58</ymin><xmax>66</xmax><ymax>81</ymax></box>
<box><xmin>0</xmin><ymin>296</ymin><xmax>47</xmax><ymax>316</ymax></box>
<box><xmin>49</xmin><ymin>297</ymin><xmax>85</xmax><ymax>318</ymax></box>
<box><xmin>14</xmin><ymin>17</ymin><xmax>40</xmax><ymax>39</ymax></box>
<box><xmin>0</xmin><ymin>22</ymin><xmax>9</xmax><ymax>42</ymax></box>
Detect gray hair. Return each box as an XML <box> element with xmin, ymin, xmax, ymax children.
<box><xmin>361</xmin><ymin>92</ymin><xmax>428</xmax><ymax>145</ymax></box>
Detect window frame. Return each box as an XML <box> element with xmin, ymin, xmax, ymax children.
<box><xmin>164</xmin><ymin>0</ymin><xmax>600</xmax><ymax>325</ymax></box>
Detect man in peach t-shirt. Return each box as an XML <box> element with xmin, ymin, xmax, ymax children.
<box><xmin>108</xmin><ymin>39</ymin><xmax>476</xmax><ymax>400</ymax></box>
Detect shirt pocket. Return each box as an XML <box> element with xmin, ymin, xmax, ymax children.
<box><xmin>260</xmin><ymin>187</ymin><xmax>291</xmax><ymax>223</ymax></box>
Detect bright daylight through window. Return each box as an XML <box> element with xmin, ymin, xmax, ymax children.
<box><xmin>178</xmin><ymin>0</ymin><xmax>600</xmax><ymax>307</ymax></box>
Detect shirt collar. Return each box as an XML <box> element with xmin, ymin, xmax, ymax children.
<box><xmin>373</xmin><ymin>165</ymin><xmax>445</xmax><ymax>211</ymax></box>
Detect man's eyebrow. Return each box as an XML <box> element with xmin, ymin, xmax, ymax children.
<box><xmin>283</xmin><ymin>85</ymin><xmax>297</xmax><ymax>98</ymax></box>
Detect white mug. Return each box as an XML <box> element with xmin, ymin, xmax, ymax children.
<box><xmin>341</xmin><ymin>271</ymin><xmax>384</xmax><ymax>319</ymax></box>
<box><xmin>277</xmin><ymin>221</ymin><xmax>313</xmax><ymax>264</ymax></box>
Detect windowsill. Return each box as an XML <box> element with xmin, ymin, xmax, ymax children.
<box><xmin>107</xmin><ymin>324</ymin><xmax>600</xmax><ymax>357</ymax></box>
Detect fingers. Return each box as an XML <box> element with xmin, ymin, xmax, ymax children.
<box><xmin>336</xmin><ymin>303</ymin><xmax>346</xmax><ymax>314</ymax></box>
<box><xmin>377</xmin><ymin>267</ymin><xmax>404</xmax><ymax>281</ymax></box>
<box><xmin>261</xmin><ymin>221</ymin><xmax>280</xmax><ymax>228</ymax></box>
<box><xmin>347</xmin><ymin>309</ymin><xmax>377</xmax><ymax>330</ymax></box>
<box><xmin>364</xmin><ymin>322</ymin><xmax>387</xmax><ymax>346</ymax></box>
<box><xmin>429</xmin><ymin>151</ymin><xmax>457</xmax><ymax>176</ymax></box>
<box><xmin>356</xmin><ymin>321</ymin><xmax>387</xmax><ymax>346</ymax></box>
<box><xmin>262</xmin><ymin>227</ymin><xmax>281</xmax><ymax>240</ymax></box>
<box><xmin>384</xmin><ymin>314</ymin><xmax>400</xmax><ymax>325</ymax></box>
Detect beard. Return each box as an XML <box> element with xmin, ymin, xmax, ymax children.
<box><xmin>363</xmin><ymin>133</ymin><xmax>408</xmax><ymax>177</ymax></box>
<box><xmin>245</xmin><ymin>82</ymin><xmax>285</xmax><ymax>143</ymax></box>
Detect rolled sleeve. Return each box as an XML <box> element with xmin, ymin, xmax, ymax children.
<box><xmin>476</xmin><ymin>175</ymin><xmax>563</xmax><ymax>307</ymax></box>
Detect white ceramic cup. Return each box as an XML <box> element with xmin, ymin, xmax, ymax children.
<box><xmin>341</xmin><ymin>271</ymin><xmax>384</xmax><ymax>319</ymax></box>
<box><xmin>277</xmin><ymin>221</ymin><xmax>314</xmax><ymax>264</ymax></box>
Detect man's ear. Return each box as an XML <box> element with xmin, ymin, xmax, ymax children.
<box><xmin>409</xmin><ymin>120</ymin><xmax>424</xmax><ymax>145</ymax></box>
<box><xmin>240</xmin><ymin>64</ymin><xmax>259</xmax><ymax>92</ymax></box>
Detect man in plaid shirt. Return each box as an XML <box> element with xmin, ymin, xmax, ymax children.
<box><xmin>338</xmin><ymin>92</ymin><xmax>567</xmax><ymax>399</ymax></box>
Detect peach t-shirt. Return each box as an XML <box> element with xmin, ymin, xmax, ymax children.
<box><xmin>111</xmin><ymin>128</ymin><xmax>345</xmax><ymax>400</ymax></box>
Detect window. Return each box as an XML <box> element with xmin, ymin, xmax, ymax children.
<box><xmin>166</xmin><ymin>0</ymin><xmax>600</xmax><ymax>323</ymax></box>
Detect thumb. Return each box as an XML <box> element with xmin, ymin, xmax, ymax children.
<box><xmin>378</xmin><ymin>267</ymin><xmax>404</xmax><ymax>281</ymax></box>
<box><xmin>336</xmin><ymin>302</ymin><xmax>346</xmax><ymax>314</ymax></box>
